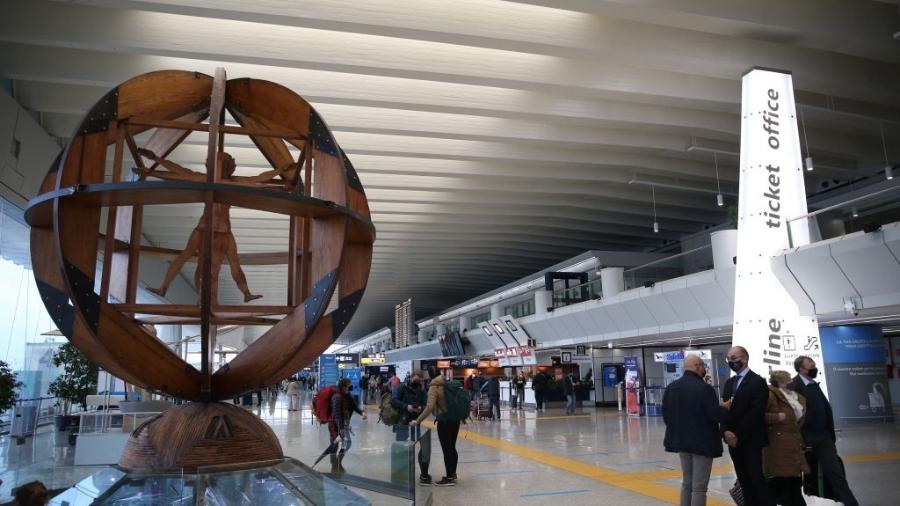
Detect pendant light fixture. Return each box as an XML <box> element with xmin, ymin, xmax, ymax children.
<box><xmin>651</xmin><ymin>184</ymin><xmax>659</xmax><ymax>233</ymax></box>
<box><xmin>881</xmin><ymin>123</ymin><xmax>893</xmax><ymax>180</ymax></box>
<box><xmin>800</xmin><ymin>106</ymin><xmax>813</xmax><ymax>171</ymax></box>
<box><xmin>713</xmin><ymin>152</ymin><xmax>724</xmax><ymax>206</ymax></box>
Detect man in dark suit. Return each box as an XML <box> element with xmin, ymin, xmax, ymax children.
<box><xmin>721</xmin><ymin>346</ymin><xmax>774</xmax><ymax>506</ymax></box>
<box><xmin>790</xmin><ymin>356</ymin><xmax>858</xmax><ymax>506</ymax></box>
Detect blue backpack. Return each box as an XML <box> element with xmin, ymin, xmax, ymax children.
<box><xmin>437</xmin><ymin>380</ymin><xmax>471</xmax><ymax>422</ymax></box>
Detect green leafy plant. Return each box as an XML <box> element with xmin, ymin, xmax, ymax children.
<box><xmin>48</xmin><ymin>343</ymin><xmax>98</xmax><ymax>415</ymax></box>
<box><xmin>0</xmin><ymin>360</ymin><xmax>23</xmax><ymax>414</ymax></box>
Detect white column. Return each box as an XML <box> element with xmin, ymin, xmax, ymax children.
<box><xmin>710</xmin><ymin>229</ymin><xmax>738</xmax><ymax>270</ymax></box>
<box><xmin>600</xmin><ymin>267</ymin><xmax>624</xmax><ymax>298</ymax></box>
<box><xmin>534</xmin><ymin>289</ymin><xmax>552</xmax><ymax>314</ymax></box>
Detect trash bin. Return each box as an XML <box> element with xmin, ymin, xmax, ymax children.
<box><xmin>10</xmin><ymin>405</ymin><xmax>37</xmax><ymax>438</ymax></box>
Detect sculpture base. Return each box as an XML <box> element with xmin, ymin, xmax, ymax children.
<box><xmin>118</xmin><ymin>401</ymin><xmax>283</xmax><ymax>472</ymax></box>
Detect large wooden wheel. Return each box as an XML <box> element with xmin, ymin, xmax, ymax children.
<box><xmin>26</xmin><ymin>69</ymin><xmax>374</xmax><ymax>401</ymax></box>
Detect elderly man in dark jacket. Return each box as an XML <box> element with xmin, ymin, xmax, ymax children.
<box><xmin>663</xmin><ymin>354</ymin><xmax>728</xmax><ymax>506</ymax></box>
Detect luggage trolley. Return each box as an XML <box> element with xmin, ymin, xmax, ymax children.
<box><xmin>470</xmin><ymin>392</ymin><xmax>493</xmax><ymax>421</ymax></box>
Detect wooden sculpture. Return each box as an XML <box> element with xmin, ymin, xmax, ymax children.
<box><xmin>25</xmin><ymin>69</ymin><xmax>374</xmax><ymax>471</ymax></box>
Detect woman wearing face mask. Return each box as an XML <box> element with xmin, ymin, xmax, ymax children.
<box><xmin>763</xmin><ymin>370</ymin><xmax>809</xmax><ymax>506</ymax></box>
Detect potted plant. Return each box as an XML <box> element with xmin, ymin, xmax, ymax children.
<box><xmin>48</xmin><ymin>343</ymin><xmax>98</xmax><ymax>433</ymax></box>
<box><xmin>0</xmin><ymin>360</ymin><xmax>22</xmax><ymax>415</ymax></box>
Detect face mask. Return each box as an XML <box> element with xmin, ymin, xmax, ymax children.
<box><xmin>727</xmin><ymin>360</ymin><xmax>743</xmax><ymax>372</ymax></box>
<box><xmin>806</xmin><ymin>367</ymin><xmax>818</xmax><ymax>379</ymax></box>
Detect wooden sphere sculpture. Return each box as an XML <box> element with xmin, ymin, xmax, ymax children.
<box><xmin>25</xmin><ymin>69</ymin><xmax>374</xmax><ymax>470</ymax></box>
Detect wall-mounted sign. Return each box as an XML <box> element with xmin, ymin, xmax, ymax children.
<box><xmin>519</xmin><ymin>346</ymin><xmax>536</xmax><ymax>365</ymax></box>
<box><xmin>437</xmin><ymin>360</ymin><xmax>451</xmax><ymax>369</ymax></box>
<box><xmin>653</xmin><ymin>349</ymin><xmax>713</xmax><ymax>363</ymax></box>
<box><xmin>335</xmin><ymin>353</ymin><xmax>359</xmax><ymax>369</ymax></box>
<box><xmin>561</xmin><ymin>351</ymin><xmax>572</xmax><ymax>364</ymax></box>
<box><xmin>734</xmin><ymin>68</ymin><xmax>825</xmax><ymax>394</ymax></box>
<box><xmin>360</xmin><ymin>353</ymin><xmax>385</xmax><ymax>365</ymax></box>
<box><xmin>576</xmin><ymin>345</ymin><xmax>587</xmax><ymax>357</ymax></box>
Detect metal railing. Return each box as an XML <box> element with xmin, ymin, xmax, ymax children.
<box><xmin>0</xmin><ymin>396</ymin><xmax>70</xmax><ymax>436</ymax></box>
<box><xmin>552</xmin><ymin>278</ymin><xmax>602</xmax><ymax>309</ymax></box>
<box><xmin>786</xmin><ymin>182</ymin><xmax>900</xmax><ymax>248</ymax></box>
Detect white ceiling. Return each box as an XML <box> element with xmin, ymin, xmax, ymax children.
<box><xmin>2</xmin><ymin>0</ymin><xmax>899</xmax><ymax>340</ymax></box>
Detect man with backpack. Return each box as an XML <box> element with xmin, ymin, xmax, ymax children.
<box><xmin>389</xmin><ymin>371</ymin><xmax>431</xmax><ymax>484</ymax></box>
<box><xmin>315</xmin><ymin>378</ymin><xmax>367</xmax><ymax>474</ymax></box>
<box><xmin>411</xmin><ymin>368</ymin><xmax>470</xmax><ymax>487</ymax></box>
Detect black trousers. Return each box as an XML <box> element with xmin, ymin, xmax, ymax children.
<box><xmin>809</xmin><ymin>438</ymin><xmax>858</xmax><ymax>506</ymax></box>
<box><xmin>729</xmin><ymin>444</ymin><xmax>774</xmax><ymax>506</ymax></box>
<box><xmin>534</xmin><ymin>390</ymin><xmax>545</xmax><ymax>410</ymax></box>
<box><xmin>436</xmin><ymin>420</ymin><xmax>460</xmax><ymax>477</ymax></box>
<box><xmin>769</xmin><ymin>477</ymin><xmax>805</xmax><ymax>506</ymax></box>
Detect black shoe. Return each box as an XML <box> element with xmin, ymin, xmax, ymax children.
<box><xmin>419</xmin><ymin>474</ymin><xmax>432</xmax><ymax>485</ymax></box>
<box><xmin>434</xmin><ymin>477</ymin><xmax>456</xmax><ymax>487</ymax></box>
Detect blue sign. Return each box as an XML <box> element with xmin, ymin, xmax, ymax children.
<box><xmin>602</xmin><ymin>365</ymin><xmax>619</xmax><ymax>387</ymax></box>
<box><xmin>341</xmin><ymin>367</ymin><xmax>363</xmax><ymax>404</ymax></box>
<box><xmin>820</xmin><ymin>325</ymin><xmax>892</xmax><ymax>422</ymax></box>
<box><xmin>318</xmin><ymin>354</ymin><xmax>339</xmax><ymax>389</ymax></box>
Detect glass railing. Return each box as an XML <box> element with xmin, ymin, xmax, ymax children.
<box><xmin>551</xmin><ymin>279</ymin><xmax>602</xmax><ymax>309</ymax></box>
<box><xmin>623</xmin><ymin>245</ymin><xmax>714</xmax><ymax>291</ymax></box>
<box><xmin>787</xmin><ymin>181</ymin><xmax>900</xmax><ymax>248</ymax></box>
<box><xmin>47</xmin><ymin>430</ymin><xmax>433</xmax><ymax>505</ymax></box>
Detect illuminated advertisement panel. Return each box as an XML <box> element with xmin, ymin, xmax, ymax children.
<box><xmin>734</xmin><ymin>68</ymin><xmax>826</xmax><ymax>394</ymax></box>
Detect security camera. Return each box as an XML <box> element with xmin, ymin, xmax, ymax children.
<box><xmin>843</xmin><ymin>299</ymin><xmax>858</xmax><ymax>317</ymax></box>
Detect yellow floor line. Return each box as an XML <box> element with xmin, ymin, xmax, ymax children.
<box><xmin>492</xmin><ymin>414</ymin><xmax>594</xmax><ymax>421</ymax></box>
<box><xmin>420</xmin><ymin>419</ymin><xmax>731</xmax><ymax>506</ymax></box>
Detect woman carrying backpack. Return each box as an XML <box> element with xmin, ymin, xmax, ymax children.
<box><xmin>411</xmin><ymin>368</ymin><xmax>461</xmax><ymax>487</ymax></box>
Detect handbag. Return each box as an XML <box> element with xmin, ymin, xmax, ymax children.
<box><xmin>729</xmin><ymin>479</ymin><xmax>746</xmax><ymax>506</ymax></box>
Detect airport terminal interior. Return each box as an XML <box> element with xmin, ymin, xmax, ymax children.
<box><xmin>0</xmin><ymin>1</ymin><xmax>899</xmax><ymax>505</ymax></box>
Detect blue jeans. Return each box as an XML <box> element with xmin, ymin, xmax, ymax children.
<box><xmin>488</xmin><ymin>396</ymin><xmax>500</xmax><ymax>419</ymax></box>
<box><xmin>565</xmin><ymin>393</ymin><xmax>575</xmax><ymax>414</ymax></box>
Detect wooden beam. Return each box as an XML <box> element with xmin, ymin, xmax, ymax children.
<box><xmin>126</xmin><ymin>117</ymin><xmax>307</xmax><ymax>141</ymax></box>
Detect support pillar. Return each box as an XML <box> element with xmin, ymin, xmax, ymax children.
<box><xmin>600</xmin><ymin>267</ymin><xmax>624</xmax><ymax>298</ymax></box>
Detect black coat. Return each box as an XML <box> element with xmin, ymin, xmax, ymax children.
<box><xmin>487</xmin><ymin>377</ymin><xmax>501</xmax><ymax>398</ymax></box>
<box><xmin>532</xmin><ymin>373</ymin><xmax>549</xmax><ymax>391</ymax></box>
<box><xmin>663</xmin><ymin>371</ymin><xmax>725</xmax><ymax>457</ymax></box>
<box><xmin>563</xmin><ymin>376</ymin><xmax>575</xmax><ymax>395</ymax></box>
<box><xmin>789</xmin><ymin>375</ymin><xmax>835</xmax><ymax>444</ymax></box>
<box><xmin>721</xmin><ymin>369</ymin><xmax>769</xmax><ymax>449</ymax></box>
<box><xmin>390</xmin><ymin>382</ymin><xmax>428</xmax><ymax>424</ymax></box>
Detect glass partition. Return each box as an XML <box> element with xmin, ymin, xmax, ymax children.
<box><xmin>624</xmin><ymin>245</ymin><xmax>714</xmax><ymax>291</ymax></box>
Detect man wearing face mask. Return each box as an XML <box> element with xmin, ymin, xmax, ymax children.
<box><xmin>391</xmin><ymin>370</ymin><xmax>432</xmax><ymax>484</ymax></box>
<box><xmin>721</xmin><ymin>346</ymin><xmax>774</xmax><ymax>506</ymax></box>
<box><xmin>790</xmin><ymin>356</ymin><xmax>858</xmax><ymax>506</ymax></box>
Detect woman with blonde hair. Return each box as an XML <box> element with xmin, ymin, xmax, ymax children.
<box><xmin>764</xmin><ymin>370</ymin><xmax>810</xmax><ymax>505</ymax></box>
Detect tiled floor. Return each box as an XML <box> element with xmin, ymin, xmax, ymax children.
<box><xmin>2</xmin><ymin>393</ymin><xmax>899</xmax><ymax>505</ymax></box>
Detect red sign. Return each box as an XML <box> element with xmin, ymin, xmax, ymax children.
<box><xmin>519</xmin><ymin>346</ymin><xmax>532</xmax><ymax>357</ymax></box>
<box><xmin>494</xmin><ymin>347</ymin><xmax>506</xmax><ymax>359</ymax></box>
<box><xmin>437</xmin><ymin>360</ymin><xmax>451</xmax><ymax>369</ymax></box>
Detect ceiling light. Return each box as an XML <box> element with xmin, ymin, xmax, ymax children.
<box><xmin>651</xmin><ymin>185</ymin><xmax>659</xmax><ymax>233</ymax></box>
<box><xmin>799</xmin><ymin>106</ymin><xmax>813</xmax><ymax>171</ymax></box>
<box><xmin>880</xmin><ymin>123</ymin><xmax>893</xmax><ymax>180</ymax></box>
<box><xmin>851</xmin><ymin>207</ymin><xmax>859</xmax><ymax>218</ymax></box>
<box><xmin>713</xmin><ymin>152</ymin><xmax>724</xmax><ymax>206</ymax></box>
